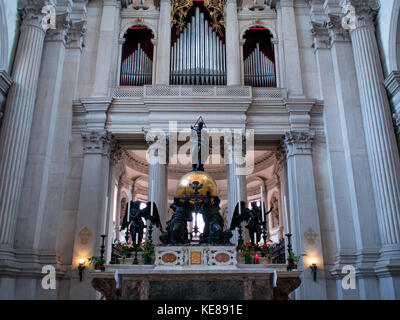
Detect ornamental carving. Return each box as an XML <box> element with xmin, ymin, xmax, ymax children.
<box><xmin>284</xmin><ymin>131</ymin><xmax>315</xmax><ymax>157</ymax></box>
<box><xmin>171</xmin><ymin>0</ymin><xmax>225</xmax><ymax>36</ymax></box>
<box><xmin>78</xmin><ymin>227</ymin><xmax>93</xmax><ymax>245</ymax></box>
<box><xmin>304</xmin><ymin>227</ymin><xmax>318</xmax><ymax>245</ymax></box>
<box><xmin>81</xmin><ymin>131</ymin><xmax>113</xmax><ymax>156</ymax></box>
<box><xmin>161</xmin><ymin>253</ymin><xmax>178</xmax><ymax>263</ymax></box>
<box><xmin>215</xmin><ymin>252</ymin><xmax>230</xmax><ymax>263</ymax></box>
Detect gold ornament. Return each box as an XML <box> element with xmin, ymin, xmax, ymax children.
<box><xmin>176</xmin><ymin>171</ymin><xmax>218</xmax><ymax>198</ymax></box>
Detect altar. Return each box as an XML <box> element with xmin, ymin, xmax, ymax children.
<box><xmin>91</xmin><ymin>264</ymin><xmax>301</xmax><ymax>300</ymax></box>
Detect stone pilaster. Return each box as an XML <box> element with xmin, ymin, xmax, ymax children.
<box><xmin>278</xmin><ymin>0</ymin><xmax>304</xmax><ymax>97</ymax></box>
<box><xmin>384</xmin><ymin>71</ymin><xmax>400</xmax><ymax>152</ymax></box>
<box><xmin>92</xmin><ymin>0</ymin><xmax>120</xmax><ymax>96</ymax></box>
<box><xmin>310</xmin><ymin>17</ymin><xmax>362</xmax><ymax>299</ymax></box>
<box><xmin>0</xmin><ymin>0</ymin><xmax>52</xmax><ymax>247</ymax></box>
<box><xmin>342</xmin><ymin>0</ymin><xmax>400</xmax><ymax>270</ymax></box>
<box><xmin>155</xmin><ymin>0</ymin><xmax>171</xmax><ymax>85</ymax></box>
<box><xmin>225</xmin><ymin>0</ymin><xmax>241</xmax><ymax>86</ymax></box>
<box><xmin>284</xmin><ymin>131</ymin><xmax>327</xmax><ymax>300</ymax></box>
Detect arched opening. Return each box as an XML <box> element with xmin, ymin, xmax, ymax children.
<box><xmin>243</xmin><ymin>27</ymin><xmax>276</xmax><ymax>87</ymax></box>
<box><xmin>120</xmin><ymin>26</ymin><xmax>154</xmax><ymax>86</ymax></box>
<box><xmin>170</xmin><ymin>2</ymin><xmax>226</xmax><ymax>85</ymax></box>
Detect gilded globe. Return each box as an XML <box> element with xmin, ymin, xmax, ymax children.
<box><xmin>176</xmin><ymin>171</ymin><xmax>218</xmax><ymax>197</ymax></box>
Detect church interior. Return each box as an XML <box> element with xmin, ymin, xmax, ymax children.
<box><xmin>0</xmin><ymin>0</ymin><xmax>400</xmax><ymax>301</ymax></box>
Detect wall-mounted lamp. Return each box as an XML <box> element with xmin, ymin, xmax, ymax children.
<box><xmin>310</xmin><ymin>259</ymin><xmax>318</xmax><ymax>282</ymax></box>
<box><xmin>78</xmin><ymin>259</ymin><xmax>86</xmax><ymax>282</ymax></box>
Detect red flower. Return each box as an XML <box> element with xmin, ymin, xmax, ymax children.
<box><xmin>245</xmin><ymin>241</ymin><xmax>251</xmax><ymax>246</ymax></box>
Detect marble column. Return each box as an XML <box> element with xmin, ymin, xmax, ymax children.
<box><xmin>0</xmin><ymin>1</ymin><xmax>50</xmax><ymax>248</ymax></box>
<box><xmin>92</xmin><ymin>0</ymin><xmax>120</xmax><ymax>96</ymax></box>
<box><xmin>155</xmin><ymin>0</ymin><xmax>171</xmax><ymax>85</ymax></box>
<box><xmin>278</xmin><ymin>0</ymin><xmax>304</xmax><ymax>97</ymax></box>
<box><xmin>16</xmin><ymin>3</ymin><xmax>72</xmax><ymax>252</ymax></box>
<box><xmin>227</xmin><ymin>141</ymin><xmax>248</xmax><ymax>243</ymax></box>
<box><xmin>384</xmin><ymin>71</ymin><xmax>400</xmax><ymax>152</ymax></box>
<box><xmin>225</xmin><ymin>0</ymin><xmax>241</xmax><ymax>86</ymax></box>
<box><xmin>343</xmin><ymin>1</ymin><xmax>400</xmax><ymax>297</ymax></box>
<box><xmin>0</xmin><ymin>69</ymin><xmax>13</xmax><ymax>124</ymax></box>
<box><xmin>284</xmin><ymin>131</ymin><xmax>327</xmax><ymax>300</ymax></box>
<box><xmin>147</xmin><ymin>135</ymin><xmax>168</xmax><ymax>244</ymax></box>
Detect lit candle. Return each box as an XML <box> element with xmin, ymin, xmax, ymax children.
<box><xmin>103</xmin><ymin>197</ymin><xmax>109</xmax><ymax>235</ymax></box>
<box><xmin>127</xmin><ymin>185</ymin><xmax>132</xmax><ymax>223</ymax></box>
<box><xmin>260</xmin><ymin>185</ymin><xmax>264</xmax><ymax>222</ymax></box>
<box><xmin>150</xmin><ymin>179</ymin><xmax>154</xmax><ymax>216</ymax></box>
<box><xmin>255</xmin><ymin>254</ymin><xmax>259</xmax><ymax>264</ymax></box>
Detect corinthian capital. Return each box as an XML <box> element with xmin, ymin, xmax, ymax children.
<box><xmin>284</xmin><ymin>131</ymin><xmax>315</xmax><ymax>157</ymax></box>
<box><xmin>18</xmin><ymin>0</ymin><xmax>56</xmax><ymax>29</ymax></box>
<box><xmin>81</xmin><ymin>130</ymin><xmax>113</xmax><ymax>155</ymax></box>
<box><xmin>340</xmin><ymin>0</ymin><xmax>380</xmax><ymax>28</ymax></box>
<box><xmin>310</xmin><ymin>21</ymin><xmax>330</xmax><ymax>49</ymax></box>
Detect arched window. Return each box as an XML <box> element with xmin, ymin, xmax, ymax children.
<box><xmin>120</xmin><ymin>26</ymin><xmax>154</xmax><ymax>86</ymax></box>
<box><xmin>243</xmin><ymin>27</ymin><xmax>276</xmax><ymax>87</ymax></box>
<box><xmin>170</xmin><ymin>2</ymin><xmax>226</xmax><ymax>85</ymax></box>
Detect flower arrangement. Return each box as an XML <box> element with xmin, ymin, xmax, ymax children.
<box><xmin>88</xmin><ymin>256</ymin><xmax>105</xmax><ymax>270</ymax></box>
<box><xmin>141</xmin><ymin>240</ymin><xmax>155</xmax><ymax>264</ymax></box>
<box><xmin>261</xmin><ymin>240</ymin><xmax>275</xmax><ymax>258</ymax></box>
<box><xmin>239</xmin><ymin>241</ymin><xmax>255</xmax><ymax>257</ymax></box>
<box><xmin>114</xmin><ymin>240</ymin><xmax>134</xmax><ymax>261</ymax></box>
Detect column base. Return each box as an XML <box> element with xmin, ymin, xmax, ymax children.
<box><xmin>374</xmin><ymin>245</ymin><xmax>400</xmax><ymax>299</ymax></box>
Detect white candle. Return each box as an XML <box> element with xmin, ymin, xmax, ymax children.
<box><xmin>103</xmin><ymin>197</ymin><xmax>109</xmax><ymax>235</ymax></box>
<box><xmin>127</xmin><ymin>185</ymin><xmax>132</xmax><ymax>223</ymax></box>
<box><xmin>135</xmin><ymin>232</ymin><xmax>139</xmax><ymax>245</ymax></box>
<box><xmin>260</xmin><ymin>185</ymin><xmax>264</xmax><ymax>222</ymax></box>
<box><xmin>284</xmin><ymin>195</ymin><xmax>290</xmax><ymax>233</ymax></box>
<box><xmin>254</xmin><ymin>232</ymin><xmax>257</xmax><ymax>245</ymax></box>
<box><xmin>237</xmin><ymin>177</ymin><xmax>241</xmax><ymax>215</ymax></box>
<box><xmin>150</xmin><ymin>179</ymin><xmax>154</xmax><ymax>216</ymax></box>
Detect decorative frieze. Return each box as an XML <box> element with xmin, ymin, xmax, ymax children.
<box><xmin>155</xmin><ymin>246</ymin><xmax>237</xmax><ymax>267</ymax></box>
<box><xmin>284</xmin><ymin>131</ymin><xmax>315</xmax><ymax>157</ymax></box>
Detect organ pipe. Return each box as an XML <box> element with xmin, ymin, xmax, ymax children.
<box><xmin>170</xmin><ymin>7</ymin><xmax>226</xmax><ymax>85</ymax></box>
<box><xmin>120</xmin><ymin>42</ymin><xmax>153</xmax><ymax>86</ymax></box>
<box><xmin>244</xmin><ymin>42</ymin><xmax>276</xmax><ymax>87</ymax></box>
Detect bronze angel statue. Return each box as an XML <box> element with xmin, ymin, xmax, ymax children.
<box><xmin>230</xmin><ymin>200</ymin><xmax>274</xmax><ymax>245</ymax></box>
<box><xmin>120</xmin><ymin>200</ymin><xmax>163</xmax><ymax>245</ymax></box>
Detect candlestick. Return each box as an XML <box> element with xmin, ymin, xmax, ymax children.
<box><xmin>260</xmin><ymin>185</ymin><xmax>264</xmax><ymax>222</ymax></box>
<box><xmin>127</xmin><ymin>185</ymin><xmax>132</xmax><ymax>223</ymax></box>
<box><xmin>103</xmin><ymin>197</ymin><xmax>109</xmax><ymax>235</ymax></box>
<box><xmin>283</xmin><ymin>195</ymin><xmax>290</xmax><ymax>234</ymax></box>
<box><xmin>237</xmin><ymin>177</ymin><xmax>241</xmax><ymax>215</ymax></box>
<box><xmin>150</xmin><ymin>179</ymin><xmax>154</xmax><ymax>216</ymax></box>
